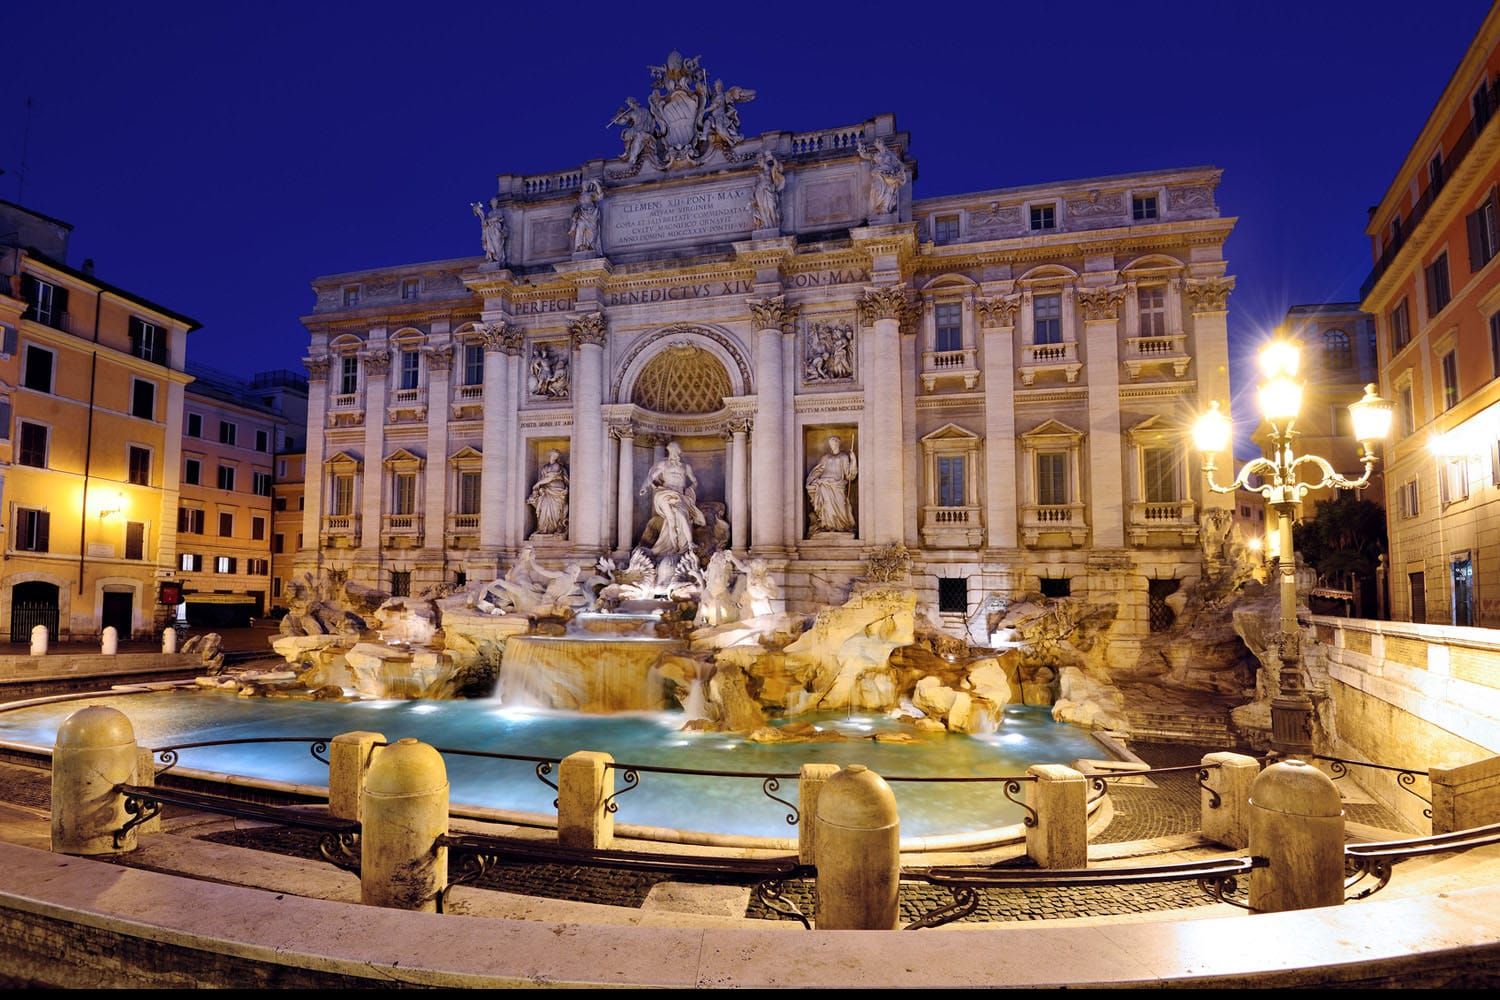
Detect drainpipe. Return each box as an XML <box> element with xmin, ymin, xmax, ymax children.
<box><xmin>77</xmin><ymin>289</ymin><xmax>103</xmax><ymax>596</ymax></box>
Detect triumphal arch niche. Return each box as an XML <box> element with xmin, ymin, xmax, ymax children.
<box><xmin>300</xmin><ymin>49</ymin><xmax>1235</xmax><ymax>640</ymax></box>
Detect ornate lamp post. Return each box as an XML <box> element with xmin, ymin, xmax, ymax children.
<box><xmin>1192</xmin><ymin>339</ymin><xmax>1393</xmax><ymax>755</ymax></box>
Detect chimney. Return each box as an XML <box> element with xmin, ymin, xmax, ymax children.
<box><xmin>82</xmin><ymin>258</ymin><xmax>95</xmax><ymax>275</ymax></box>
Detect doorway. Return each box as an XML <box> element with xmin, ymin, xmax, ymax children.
<box><xmin>9</xmin><ymin>581</ymin><xmax>60</xmax><ymax>643</ymax></box>
<box><xmin>101</xmin><ymin>590</ymin><xmax>134</xmax><ymax>638</ymax></box>
<box><xmin>1452</xmin><ymin>555</ymin><xmax>1475</xmax><ymax>627</ymax></box>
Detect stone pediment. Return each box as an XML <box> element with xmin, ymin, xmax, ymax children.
<box><xmin>382</xmin><ymin>448</ymin><xmax>425</xmax><ymax>469</ymax></box>
<box><xmin>921</xmin><ymin>422</ymin><xmax>981</xmax><ymax>443</ymax></box>
<box><xmin>448</xmin><ymin>445</ymin><xmax>483</xmax><ymax>465</ymax></box>
<box><xmin>324</xmin><ymin>450</ymin><xmax>362</xmax><ymax>471</ymax></box>
<box><xmin>1020</xmin><ymin>418</ymin><xmax>1084</xmax><ymax>444</ymax></box>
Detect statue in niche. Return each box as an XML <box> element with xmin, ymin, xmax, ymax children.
<box><xmin>856</xmin><ymin>138</ymin><xmax>908</xmax><ymax>218</ymax></box>
<box><xmin>750</xmin><ymin>150</ymin><xmax>784</xmax><ymax>232</ymax></box>
<box><xmin>804</xmin><ymin>322</ymin><xmax>855</xmax><ymax>383</ymax></box>
<box><xmin>569</xmin><ymin>179</ymin><xmax>603</xmax><ymax>254</ymax></box>
<box><xmin>470</xmin><ymin>198</ymin><xmax>508</xmax><ymax>265</ymax></box>
<box><xmin>806</xmin><ymin>435</ymin><xmax>858</xmax><ymax>535</ymax></box>
<box><xmin>527</xmin><ymin>449</ymin><xmax>570</xmax><ymax>537</ymax></box>
<box><xmin>609</xmin><ymin>96</ymin><xmax>659</xmax><ymax>168</ymax></box>
<box><xmin>528</xmin><ymin>344</ymin><xmax>569</xmax><ymax>399</ymax></box>
<box><xmin>639</xmin><ymin>440</ymin><xmax>706</xmax><ymax>557</ymax></box>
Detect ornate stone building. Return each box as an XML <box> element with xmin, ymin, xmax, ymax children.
<box><xmin>298</xmin><ymin>55</ymin><xmax>1236</xmax><ymax>648</ymax></box>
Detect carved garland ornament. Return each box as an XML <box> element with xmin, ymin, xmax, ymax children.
<box><xmin>361</xmin><ymin>350</ymin><xmax>392</xmax><ymax>376</ymax></box>
<box><xmin>1183</xmin><ymin>276</ymin><xmax>1235</xmax><ymax>313</ymax></box>
<box><xmin>568</xmin><ymin>312</ymin><xmax>609</xmax><ymax>349</ymax></box>
<box><xmin>976</xmin><ymin>295</ymin><xmax>1022</xmax><ymax>328</ymax></box>
<box><xmin>747</xmin><ymin>295</ymin><xmax>798</xmax><ymax>332</ymax></box>
<box><xmin>1075</xmin><ymin>286</ymin><xmax>1127</xmax><ymax>322</ymax></box>
<box><xmin>304</xmin><ymin>355</ymin><xmax>331</xmax><ymax>382</ymax></box>
<box><xmin>424</xmin><ymin>344</ymin><xmax>454</xmax><ymax>372</ymax></box>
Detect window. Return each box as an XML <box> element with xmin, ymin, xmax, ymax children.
<box><xmin>934</xmin><ymin>302</ymin><xmax>963</xmax><ymax>352</ymax></box>
<box><xmin>1441</xmin><ymin>350</ymin><xmax>1460</xmax><ymax>410</ymax></box>
<box><xmin>1317</xmin><ymin>329</ymin><xmax>1350</xmax><ymax>370</ymax></box>
<box><xmin>22</xmin><ymin>344</ymin><xmax>54</xmax><ymax>393</ymax></box>
<box><xmin>1037</xmin><ymin>452</ymin><xmax>1069</xmax><ymax>505</ymax></box>
<box><xmin>1430</xmin><ymin>151</ymin><xmax>1446</xmax><ymax>192</ymax></box>
<box><xmin>392</xmin><ymin>473</ymin><xmax>417</xmax><ymax>515</ymax></box>
<box><xmin>247</xmin><ymin>558</ymin><xmax>269</xmax><ymax>576</ymax></box>
<box><xmin>124</xmin><ymin>521</ymin><xmax>145</xmax><ymax>561</ymax></box>
<box><xmin>0</xmin><ymin>396</ymin><xmax>9</xmax><ymax>440</ymax></box>
<box><xmin>454</xmin><ymin>571</ymin><xmax>466</xmax><ymax>589</ymax></box>
<box><xmin>1333</xmin><ymin>405</ymin><xmax>1353</xmax><ymax>438</ymax></box>
<box><xmin>128</xmin><ymin>379</ymin><xmax>155</xmax><ymax>420</ymax></box>
<box><xmin>1425</xmin><ymin>252</ymin><xmax>1452</xmax><ymax>317</ymax></box>
<box><xmin>1132</xmin><ymin>194</ymin><xmax>1158</xmax><ymax>221</ymax></box>
<box><xmin>343</xmin><ymin>286</ymin><xmax>360</xmax><ymax>308</ymax></box>
<box><xmin>127</xmin><ymin>445</ymin><xmax>151</xmax><ymax>486</ymax></box>
<box><xmin>390</xmin><ymin>570</ymin><xmax>411</xmax><ymax>597</ymax></box>
<box><xmin>253</xmin><ymin>471</ymin><xmax>272</xmax><ymax>496</ymax></box>
<box><xmin>399</xmin><ymin>349</ymin><xmax>420</xmax><ymax>390</ymax></box>
<box><xmin>184</xmin><ymin>458</ymin><xmax>201</xmax><ymax>486</ymax></box>
<box><xmin>273</xmin><ymin>533</ymin><xmax>285</xmax><ymax>554</ymax></box>
<box><xmin>1039</xmin><ymin>578</ymin><xmax>1071</xmax><ymax>598</ymax></box>
<box><xmin>273</xmin><ymin>577</ymin><xmax>283</xmax><ymax>598</ymax></box>
<box><xmin>933</xmin><ymin>215</ymin><xmax>960</xmax><ymax>245</ymax></box>
<box><xmin>219</xmin><ymin>511</ymin><xmax>234</xmax><ymax>537</ymax></box>
<box><xmin>186</xmin><ymin>412</ymin><xmax>203</xmax><ymax>438</ymax></box>
<box><xmin>20</xmin><ymin>275</ymin><xmax>67</xmax><ymax>328</ymax></box>
<box><xmin>331</xmin><ymin>475</ymin><xmax>355</xmax><ymax>516</ymax></box>
<box><xmin>215</xmin><ymin>556</ymin><xmax>237</xmax><ymax>574</ymax></box>
<box><xmin>273</xmin><ymin>496</ymin><xmax>288</xmax><ymax>512</ymax></box>
<box><xmin>1029</xmin><ymin>204</ymin><xmax>1056</xmax><ymax>231</ymax></box>
<box><xmin>1476</xmin><ymin>81</ymin><xmax>1494</xmax><ymax>131</ymax></box>
<box><xmin>1137</xmin><ymin>285</ymin><xmax>1166</xmax><ymax>336</ymax></box>
<box><xmin>1399</xmin><ymin>384</ymin><xmax>1416</xmax><ymax>436</ymax></box>
<box><xmin>180</xmin><ymin>553</ymin><xmax>202</xmax><ymax>572</ymax></box>
<box><xmin>255</xmin><ymin>429</ymin><xmax>269</xmax><ymax>453</ymax></box>
<box><xmin>457</xmin><ymin>471</ymin><xmax>482</xmax><ymax>515</ymax></box>
<box><xmin>219</xmin><ymin>420</ymin><xmax>237</xmax><ymax>446</ymax></box>
<box><xmin>1398</xmin><ymin>478</ymin><xmax>1420</xmax><ymax>519</ymax></box>
<box><xmin>340</xmin><ymin>356</ymin><xmax>359</xmax><ymax>395</ymax></box>
<box><xmin>277</xmin><ymin>458</ymin><xmax>288</xmax><ymax>478</ymax></box>
<box><xmin>1033</xmin><ymin>293</ymin><xmax>1062</xmax><ymax>345</ymax></box>
<box><xmin>13</xmin><ymin>508</ymin><xmax>49</xmax><ymax>552</ymax></box>
<box><xmin>1390</xmin><ymin>299</ymin><xmax>1411</xmax><ymax>352</ymax></box>
<box><xmin>17</xmin><ymin>421</ymin><xmax>47</xmax><ymax>468</ymax></box>
<box><xmin>937</xmin><ymin>577</ymin><xmax>968</xmax><ymax>613</ymax></box>
<box><xmin>1440</xmin><ymin>456</ymin><xmax>1470</xmax><ymax>505</ymax></box>
<box><xmin>1391</xmin><ymin>214</ymin><xmax>1404</xmax><ymax>247</ymax></box>
<box><xmin>1468</xmin><ymin>191</ymin><xmax>1499</xmax><ymax>272</ymax></box>
<box><xmin>1142</xmin><ymin>447</ymin><xmax>1181</xmax><ymax>503</ymax></box>
<box><xmin>1148</xmin><ymin>579</ymin><xmax>1179</xmax><ymax>632</ymax></box>
<box><xmin>1240</xmin><ymin>505</ymin><xmax>1251</xmax><ymax>518</ymax></box>
<box><xmin>937</xmin><ymin>455</ymin><xmax>965</xmax><ymax>508</ymax></box>
<box><xmin>1453</xmin><ymin>555</ymin><xmax>1475</xmax><ymax>627</ymax></box>
<box><xmin>1409</xmin><ymin>571</ymin><xmax>1427</xmax><ymax>623</ymax></box>
<box><xmin>1492</xmin><ymin>313</ymin><xmax>1500</xmax><ymax>379</ymax></box>
<box><xmin>463</xmin><ymin>343</ymin><xmax>484</xmax><ymax>387</ymax></box>
<box><xmin>128</xmin><ymin>317</ymin><xmax>166</xmax><ymax>365</ymax></box>
<box><xmin>401</xmin><ymin>277</ymin><xmax>419</xmax><ymax>300</ymax></box>
<box><xmin>178</xmin><ymin>507</ymin><xmax>205</xmax><ymax>535</ymax></box>
<box><xmin>217</xmin><ymin>465</ymin><xmax>236</xmax><ymax>491</ymax></box>
<box><xmin>252</xmin><ymin>515</ymin><xmax>267</xmax><ymax>541</ymax></box>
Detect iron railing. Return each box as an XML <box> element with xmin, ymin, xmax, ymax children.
<box><xmin>1309</xmin><ymin>753</ymin><xmax>1431</xmax><ymax>819</ymax></box>
<box><xmin>1344</xmin><ymin>821</ymin><xmax>1500</xmax><ymax>900</ymax></box>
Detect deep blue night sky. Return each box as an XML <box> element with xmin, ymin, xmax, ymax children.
<box><xmin>2</xmin><ymin>0</ymin><xmax>1491</xmax><ymax>423</ymax></box>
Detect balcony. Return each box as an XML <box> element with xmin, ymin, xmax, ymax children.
<box><xmin>451</xmin><ymin>383</ymin><xmax>484</xmax><ymax>421</ymax></box>
<box><xmin>446</xmin><ymin>512</ymin><xmax>481</xmax><ymax>548</ymax></box>
<box><xmin>327</xmin><ymin>392</ymin><xmax>364</xmax><ymax>428</ymax></box>
<box><xmin>320</xmin><ymin>514</ymin><xmax>360</xmax><ymax>548</ymax></box>
<box><xmin>381</xmin><ymin>513</ymin><xmax>423</xmax><ymax>548</ymax></box>
<box><xmin>920</xmin><ymin>347</ymin><xmax>980</xmax><ymax>391</ymax></box>
<box><xmin>1021</xmin><ymin>503</ymin><xmax>1087</xmax><ymax>547</ymax></box>
<box><xmin>1018</xmin><ymin>341</ymin><xmax>1081</xmax><ymax>386</ymax></box>
<box><xmin>1123</xmin><ymin>334</ymin><xmax>1190</xmax><ymax>379</ymax></box>
<box><xmin>920</xmin><ymin>505</ymin><xmax>982</xmax><ymax>548</ymax></box>
<box><xmin>387</xmin><ymin>387</ymin><xmax>427</xmax><ymax>423</ymax></box>
<box><xmin>1127</xmin><ymin>500</ymin><xmax>1198</xmax><ymax>547</ymax></box>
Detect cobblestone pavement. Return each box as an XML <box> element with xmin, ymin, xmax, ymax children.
<box><xmin>0</xmin><ymin>761</ymin><xmax>52</xmax><ymax>811</ymax></box>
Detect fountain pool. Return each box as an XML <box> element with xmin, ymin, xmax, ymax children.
<box><xmin>0</xmin><ymin>691</ymin><xmax>1107</xmax><ymax>841</ymax></box>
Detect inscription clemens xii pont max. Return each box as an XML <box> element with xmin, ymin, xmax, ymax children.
<box><xmin>608</xmin><ymin>186</ymin><xmax>753</xmax><ymax>248</ymax></box>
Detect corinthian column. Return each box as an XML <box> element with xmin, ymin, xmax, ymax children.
<box><xmin>569</xmin><ymin>312</ymin><xmax>608</xmax><ymax>554</ymax></box>
<box><xmin>748</xmin><ymin>296</ymin><xmax>795</xmax><ymax>553</ymax></box>
<box><xmin>478</xmin><ymin>322</ymin><xmax>519</xmax><ymax>552</ymax></box>
<box><xmin>859</xmin><ymin>287</ymin><xmax>910</xmax><ymax>545</ymax></box>
<box><xmin>729</xmin><ymin>420</ymin><xmax>749</xmax><ymax>552</ymax></box>
<box><xmin>614</xmin><ymin>424</ymin><xmax>636</xmax><ymax>556</ymax></box>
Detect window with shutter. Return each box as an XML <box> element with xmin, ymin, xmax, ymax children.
<box><xmin>17</xmin><ymin>421</ymin><xmax>47</xmax><ymax>467</ymax></box>
<box><xmin>0</xmin><ymin>398</ymin><xmax>10</xmax><ymax>440</ymax></box>
<box><xmin>1037</xmin><ymin>452</ymin><xmax>1068</xmax><ymax>505</ymax></box>
<box><xmin>22</xmin><ymin>345</ymin><xmax>54</xmax><ymax>393</ymax></box>
<box><xmin>1468</xmin><ymin>192</ymin><xmax>1499</xmax><ymax>273</ymax></box>
<box><xmin>125</xmin><ymin>522</ymin><xmax>145</xmax><ymax>561</ymax></box>
<box><xmin>131</xmin><ymin>379</ymin><xmax>156</xmax><ymax>420</ymax></box>
<box><xmin>14</xmin><ymin>508</ymin><xmax>50</xmax><ymax>552</ymax></box>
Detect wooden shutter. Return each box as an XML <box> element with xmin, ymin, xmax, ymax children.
<box><xmin>128</xmin><ymin>317</ymin><xmax>142</xmax><ymax>357</ymax></box>
<box><xmin>18</xmin><ymin>275</ymin><xmax>37</xmax><ymax>320</ymax></box>
<box><xmin>36</xmin><ymin>511</ymin><xmax>50</xmax><ymax>552</ymax></box>
<box><xmin>51</xmin><ymin>286</ymin><xmax>68</xmax><ymax>326</ymax></box>
<box><xmin>1469</xmin><ymin>209</ymin><xmax>1485</xmax><ymax>272</ymax></box>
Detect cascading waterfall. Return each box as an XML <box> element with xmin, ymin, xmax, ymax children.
<box><xmin>499</xmin><ymin>635</ymin><xmax>686</xmax><ymax>713</ymax></box>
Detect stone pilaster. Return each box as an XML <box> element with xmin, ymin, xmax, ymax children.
<box><xmin>614</xmin><ymin>424</ymin><xmax>636</xmax><ymax>555</ymax></box>
<box><xmin>979</xmin><ymin>298</ymin><xmax>1020</xmax><ymax>549</ymax></box>
<box><xmin>568</xmin><ymin>312</ymin><xmax>608</xmax><ymax>554</ymax></box>
<box><xmin>478</xmin><ymin>323</ymin><xmax>517</xmax><ymax>551</ymax></box>
<box><xmin>1078</xmin><ymin>287</ymin><xmax>1126</xmax><ymax>548</ymax></box>
<box><xmin>749</xmin><ymin>295</ymin><xmax>795</xmax><ymax>553</ymax></box>
<box><xmin>359</xmin><ymin>348</ymin><xmax>391</xmax><ymax>564</ymax></box>
<box><xmin>1185</xmin><ymin>275</ymin><xmax>1236</xmax><ymax>513</ymax></box>
<box><xmin>729</xmin><ymin>420</ymin><xmax>750</xmax><ymax>552</ymax></box>
<box><xmin>858</xmin><ymin>286</ymin><xmax>910</xmax><ymax>545</ymax></box>
<box><xmin>302</xmin><ymin>356</ymin><xmax>330</xmax><ymax>556</ymax></box>
<box><xmin>421</xmin><ymin>342</ymin><xmax>452</xmax><ymax>556</ymax></box>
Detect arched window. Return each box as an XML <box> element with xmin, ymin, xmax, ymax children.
<box><xmin>1324</xmin><ymin>329</ymin><xmax>1352</xmax><ymax>369</ymax></box>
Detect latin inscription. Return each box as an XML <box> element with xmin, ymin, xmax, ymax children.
<box><xmin>787</xmin><ymin>268</ymin><xmax>867</xmax><ymax>288</ymax></box>
<box><xmin>514</xmin><ymin>298</ymin><xmax>574</xmax><ymax>315</ymax></box>
<box><xmin>605</xmin><ymin>280</ymin><xmax>754</xmax><ymax>306</ymax></box>
<box><xmin>607</xmin><ymin>185</ymin><xmax>754</xmax><ymax>249</ymax></box>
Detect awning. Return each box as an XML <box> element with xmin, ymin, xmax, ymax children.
<box><xmin>183</xmin><ymin>594</ymin><xmax>259</xmax><ymax>605</ymax></box>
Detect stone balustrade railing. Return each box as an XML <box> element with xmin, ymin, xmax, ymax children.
<box><xmin>1018</xmin><ymin>341</ymin><xmax>1082</xmax><ymax>386</ymax></box>
<box><xmin>521</xmin><ymin>170</ymin><xmax>584</xmax><ymax>196</ymax></box>
<box><xmin>1123</xmin><ymin>334</ymin><xmax>1190</xmax><ymax>379</ymax></box>
<box><xmin>788</xmin><ymin>125</ymin><xmax>866</xmax><ymax>155</ymax></box>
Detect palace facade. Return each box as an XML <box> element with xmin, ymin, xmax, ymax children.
<box><xmin>298</xmin><ymin>57</ymin><xmax>1236</xmax><ymax>650</ymax></box>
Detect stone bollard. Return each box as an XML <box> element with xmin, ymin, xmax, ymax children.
<box><xmin>30</xmin><ymin>625</ymin><xmax>48</xmax><ymax>656</ymax></box>
<box><xmin>1025</xmin><ymin>764</ymin><xmax>1088</xmax><ymax>869</ymax></box>
<box><xmin>1248</xmin><ymin>759</ymin><xmax>1345</xmax><ymax>913</ymax></box>
<box><xmin>101</xmin><ymin>626</ymin><xmax>118</xmax><ymax>655</ymax></box>
<box><xmin>52</xmin><ymin>706</ymin><xmax>139</xmax><ymax>855</ymax></box>
<box><xmin>1200</xmin><ymin>752</ymin><xmax>1261</xmax><ymax>849</ymax></box>
<box><xmin>798</xmin><ymin>763</ymin><xmax>841</xmax><ymax>865</ymax></box>
<box><xmin>814</xmin><ymin>764</ymin><xmax>899</xmax><ymax>930</ymax></box>
<box><xmin>557</xmin><ymin>751</ymin><xmax>615</xmax><ymax>849</ymax></box>
<box><xmin>162</xmin><ymin>627</ymin><xmax>178</xmax><ymax>654</ymax></box>
<box><xmin>361</xmin><ymin>738</ymin><xmax>448</xmax><ymax>911</ymax></box>
<box><xmin>133</xmin><ymin>747</ymin><xmax>164</xmax><ymax>835</ymax></box>
<box><xmin>330</xmin><ymin>731</ymin><xmax>386</xmax><ymax>821</ymax></box>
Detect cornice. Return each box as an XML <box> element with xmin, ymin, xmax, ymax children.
<box><xmin>911</xmin><ymin>218</ymin><xmax>1235</xmax><ymax>274</ymax></box>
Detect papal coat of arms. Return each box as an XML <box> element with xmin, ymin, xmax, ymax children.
<box><xmin>609</xmin><ymin>51</ymin><xmax>756</xmax><ymax>173</ymax></box>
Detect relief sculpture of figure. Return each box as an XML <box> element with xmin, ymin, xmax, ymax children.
<box><xmin>639</xmin><ymin>441</ymin><xmax>705</xmax><ymax>557</ymax></box>
<box><xmin>806</xmin><ymin>435</ymin><xmax>858</xmax><ymax>535</ymax></box>
<box><xmin>470</xmin><ymin>199</ymin><xmax>508</xmax><ymax>265</ymax></box>
<box><xmin>856</xmin><ymin>138</ymin><xmax>908</xmax><ymax>218</ymax></box>
<box><xmin>527</xmin><ymin>449</ymin><xmax>570</xmax><ymax>537</ymax></box>
<box><xmin>529</xmin><ymin>345</ymin><xmax>569</xmax><ymax>398</ymax></box>
<box><xmin>569</xmin><ymin>179</ymin><xmax>603</xmax><ymax>254</ymax></box>
<box><xmin>750</xmin><ymin>150</ymin><xmax>784</xmax><ymax>232</ymax></box>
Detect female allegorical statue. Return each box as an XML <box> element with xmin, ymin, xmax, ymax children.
<box><xmin>527</xmin><ymin>449</ymin><xmax>570</xmax><ymax>536</ymax></box>
<box><xmin>806</xmin><ymin>435</ymin><xmax>858</xmax><ymax>535</ymax></box>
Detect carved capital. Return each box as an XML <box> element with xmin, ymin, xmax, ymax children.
<box><xmin>747</xmin><ymin>295</ymin><xmax>797</xmax><ymax>332</ymax></box>
<box><xmin>727</xmin><ymin>418</ymin><xmax>751</xmax><ymax>436</ymax></box>
<box><xmin>976</xmin><ymin>295</ymin><xmax>1022</xmax><ymax>328</ymax></box>
<box><xmin>857</xmin><ymin>286</ymin><xmax>910</xmax><ymax>325</ymax></box>
<box><xmin>1075</xmin><ymin>286</ymin><xmax>1127</xmax><ymax>322</ymax></box>
<box><xmin>1183</xmin><ymin>276</ymin><xmax>1235</xmax><ymax>314</ymax></box>
<box><xmin>479</xmin><ymin>321</ymin><xmax>521</xmax><ymax>355</ymax></box>
<box><xmin>424</xmin><ymin>344</ymin><xmax>454</xmax><ymax>372</ymax></box>
<box><xmin>360</xmin><ymin>349</ymin><xmax>392</xmax><ymax>376</ymax></box>
<box><xmin>609</xmin><ymin>422</ymin><xmax>636</xmax><ymax>442</ymax></box>
<box><xmin>304</xmin><ymin>355</ymin><xmax>331</xmax><ymax>381</ymax></box>
<box><xmin>568</xmin><ymin>311</ymin><xmax>608</xmax><ymax>349</ymax></box>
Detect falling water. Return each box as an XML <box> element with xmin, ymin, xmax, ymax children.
<box><xmin>681</xmin><ymin>677</ymin><xmax>708</xmax><ymax>720</ymax></box>
<box><xmin>498</xmin><ymin>635</ymin><xmax>685</xmax><ymax>713</ymax></box>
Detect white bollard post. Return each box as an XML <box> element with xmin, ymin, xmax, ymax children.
<box><xmin>1248</xmin><ymin>759</ymin><xmax>1345</xmax><ymax>913</ymax></box>
<box><xmin>814</xmin><ymin>764</ymin><xmax>900</xmax><ymax>930</ymax></box>
<box><xmin>30</xmin><ymin>625</ymin><xmax>48</xmax><ymax>656</ymax></box>
<box><xmin>162</xmin><ymin>627</ymin><xmax>178</xmax><ymax>654</ymax></box>
<box><xmin>101</xmin><ymin>626</ymin><xmax>118</xmax><ymax>655</ymax></box>
<box><xmin>1025</xmin><ymin>764</ymin><xmax>1088</xmax><ymax>869</ymax></box>
<box><xmin>52</xmin><ymin>706</ymin><xmax>140</xmax><ymax>855</ymax></box>
<box><xmin>360</xmin><ymin>738</ymin><xmax>448</xmax><ymax>911</ymax></box>
<box><xmin>557</xmin><ymin>751</ymin><xmax>615</xmax><ymax>850</ymax></box>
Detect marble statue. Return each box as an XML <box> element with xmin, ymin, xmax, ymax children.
<box><xmin>639</xmin><ymin>440</ymin><xmax>705</xmax><ymax>557</ymax></box>
<box><xmin>751</xmin><ymin>151</ymin><xmax>784</xmax><ymax>232</ymax></box>
<box><xmin>487</xmin><ymin>547</ymin><xmax>586</xmax><ymax>618</ymax></box>
<box><xmin>470</xmin><ymin>199</ymin><xmax>508</xmax><ymax>265</ymax></box>
<box><xmin>804</xmin><ymin>322</ymin><xmax>854</xmax><ymax>382</ymax></box>
<box><xmin>856</xmin><ymin>138</ymin><xmax>908</xmax><ymax>218</ymax></box>
<box><xmin>806</xmin><ymin>436</ymin><xmax>858</xmax><ymax>535</ymax></box>
<box><xmin>694</xmin><ymin>549</ymin><xmax>741</xmax><ymax>627</ymax></box>
<box><xmin>527</xmin><ymin>450</ymin><xmax>570</xmax><ymax>536</ymax></box>
<box><xmin>529</xmin><ymin>344</ymin><xmax>569</xmax><ymax>399</ymax></box>
<box><xmin>570</xmin><ymin>179</ymin><xmax>603</xmax><ymax>253</ymax></box>
<box><xmin>609</xmin><ymin>96</ymin><xmax>658</xmax><ymax>168</ymax></box>
<box><xmin>609</xmin><ymin>53</ymin><xmax>756</xmax><ymax>169</ymax></box>
<box><xmin>696</xmin><ymin>79</ymin><xmax>756</xmax><ymax>148</ymax></box>
<box><xmin>730</xmin><ymin>552</ymin><xmax>780</xmax><ymax>619</ymax></box>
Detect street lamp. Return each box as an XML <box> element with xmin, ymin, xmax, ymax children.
<box><xmin>1192</xmin><ymin>339</ymin><xmax>1393</xmax><ymax>755</ymax></box>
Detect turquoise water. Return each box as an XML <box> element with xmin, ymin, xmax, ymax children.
<box><xmin>0</xmin><ymin>691</ymin><xmax>1105</xmax><ymax>839</ymax></box>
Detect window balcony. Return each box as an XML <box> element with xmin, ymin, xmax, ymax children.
<box><xmin>387</xmin><ymin>387</ymin><xmax>428</xmax><ymax>424</ymax></box>
<box><xmin>1021</xmin><ymin>502</ymin><xmax>1087</xmax><ymax>547</ymax></box>
<box><xmin>920</xmin><ymin>505</ymin><xmax>983</xmax><ymax>548</ymax></box>
<box><xmin>451</xmin><ymin>383</ymin><xmax>484</xmax><ymax>421</ymax></box>
<box><xmin>320</xmin><ymin>514</ymin><xmax>360</xmax><ymax>548</ymax></box>
<box><xmin>1123</xmin><ymin>334</ymin><xmax>1190</xmax><ymax>379</ymax></box>
<box><xmin>327</xmin><ymin>392</ymin><xmax>365</xmax><ymax>428</ymax></box>
<box><xmin>920</xmin><ymin>347</ymin><xmax>980</xmax><ymax>391</ymax></box>
<box><xmin>446</xmin><ymin>512</ymin><xmax>481</xmax><ymax>548</ymax></box>
<box><xmin>1018</xmin><ymin>341</ymin><xmax>1082</xmax><ymax>386</ymax></box>
<box><xmin>381</xmin><ymin>513</ymin><xmax>423</xmax><ymax>548</ymax></box>
<box><xmin>1127</xmin><ymin>499</ymin><xmax>1199</xmax><ymax>547</ymax></box>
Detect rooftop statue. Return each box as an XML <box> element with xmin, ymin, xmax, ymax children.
<box><xmin>470</xmin><ymin>198</ymin><xmax>508</xmax><ymax>265</ymax></box>
<box><xmin>857</xmin><ymin>137</ymin><xmax>908</xmax><ymax>218</ymax></box>
<box><xmin>609</xmin><ymin>52</ymin><xmax>756</xmax><ymax>172</ymax></box>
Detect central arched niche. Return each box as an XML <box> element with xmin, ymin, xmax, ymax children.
<box><xmin>629</xmin><ymin>343</ymin><xmax>732</xmax><ymax>414</ymax></box>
